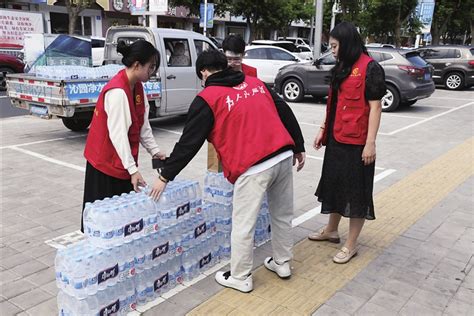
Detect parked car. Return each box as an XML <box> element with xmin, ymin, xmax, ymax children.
<box><xmin>274</xmin><ymin>47</ymin><xmax>435</xmax><ymax>112</ymax></box>
<box><xmin>366</xmin><ymin>43</ymin><xmax>396</xmax><ymax>48</ymax></box>
<box><xmin>277</xmin><ymin>37</ymin><xmax>310</xmax><ymax>48</ymax></box>
<box><xmin>415</xmin><ymin>45</ymin><xmax>474</xmax><ymax>90</ymax></box>
<box><xmin>243</xmin><ymin>45</ymin><xmax>301</xmax><ymax>85</ymax></box>
<box><xmin>250</xmin><ymin>40</ymin><xmax>312</xmax><ymax>60</ymax></box>
<box><xmin>0</xmin><ymin>53</ymin><xmax>24</xmax><ymax>90</ymax></box>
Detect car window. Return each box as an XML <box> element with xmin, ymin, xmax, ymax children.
<box><xmin>320</xmin><ymin>53</ymin><xmax>336</xmax><ymax>65</ymax></box>
<box><xmin>405</xmin><ymin>54</ymin><xmax>428</xmax><ymax>67</ymax></box>
<box><xmin>275</xmin><ymin>43</ymin><xmax>298</xmax><ymax>52</ymax></box>
<box><xmin>421</xmin><ymin>48</ymin><xmax>449</xmax><ymax>59</ymax></box>
<box><xmin>164</xmin><ymin>38</ymin><xmax>191</xmax><ymax>67</ymax></box>
<box><xmin>447</xmin><ymin>49</ymin><xmax>461</xmax><ymax>58</ymax></box>
<box><xmin>298</xmin><ymin>46</ymin><xmax>311</xmax><ymax>52</ymax></box>
<box><xmin>269</xmin><ymin>48</ymin><xmax>295</xmax><ymax>61</ymax></box>
<box><xmin>470</xmin><ymin>48</ymin><xmax>474</xmax><ymax>56</ymax></box>
<box><xmin>194</xmin><ymin>40</ymin><xmax>215</xmax><ymax>56</ymax></box>
<box><xmin>245</xmin><ymin>48</ymin><xmax>268</xmax><ymax>59</ymax></box>
<box><xmin>369</xmin><ymin>52</ymin><xmax>393</xmax><ymax>62</ymax></box>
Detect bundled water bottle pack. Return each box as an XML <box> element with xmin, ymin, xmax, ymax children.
<box><xmin>203</xmin><ymin>171</ymin><xmax>272</xmax><ymax>247</ymax></box>
<box><xmin>33</xmin><ymin>64</ymin><xmax>124</xmax><ymax>81</ymax></box>
<box><xmin>56</xmin><ymin>174</ymin><xmax>272</xmax><ymax>315</ymax></box>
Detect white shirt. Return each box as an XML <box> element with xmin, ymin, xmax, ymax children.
<box><xmin>104</xmin><ymin>88</ymin><xmax>160</xmax><ymax>175</ymax></box>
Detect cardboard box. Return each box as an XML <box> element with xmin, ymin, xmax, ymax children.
<box><xmin>207</xmin><ymin>142</ymin><xmax>222</xmax><ymax>172</ymax></box>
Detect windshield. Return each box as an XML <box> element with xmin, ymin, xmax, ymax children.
<box><xmin>275</xmin><ymin>42</ymin><xmax>298</xmax><ymax>52</ymax></box>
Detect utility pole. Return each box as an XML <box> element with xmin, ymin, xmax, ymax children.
<box><xmin>203</xmin><ymin>0</ymin><xmax>208</xmax><ymax>36</ymax></box>
<box><xmin>330</xmin><ymin>1</ymin><xmax>338</xmax><ymax>31</ymax></box>
<box><xmin>313</xmin><ymin>0</ymin><xmax>323</xmax><ymax>60</ymax></box>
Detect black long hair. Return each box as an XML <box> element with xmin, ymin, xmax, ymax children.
<box><xmin>329</xmin><ymin>21</ymin><xmax>367</xmax><ymax>88</ymax></box>
<box><xmin>117</xmin><ymin>40</ymin><xmax>160</xmax><ymax>73</ymax></box>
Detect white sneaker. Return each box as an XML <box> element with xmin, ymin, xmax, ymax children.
<box><xmin>215</xmin><ymin>271</ymin><xmax>253</xmax><ymax>293</ymax></box>
<box><xmin>264</xmin><ymin>257</ymin><xmax>291</xmax><ymax>279</ymax></box>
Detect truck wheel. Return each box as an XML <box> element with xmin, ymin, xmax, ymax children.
<box><xmin>0</xmin><ymin>67</ymin><xmax>14</xmax><ymax>91</ymax></box>
<box><xmin>282</xmin><ymin>78</ymin><xmax>304</xmax><ymax>102</ymax></box>
<box><xmin>62</xmin><ymin>117</ymin><xmax>92</xmax><ymax>132</ymax></box>
<box><xmin>381</xmin><ymin>85</ymin><xmax>400</xmax><ymax>112</ymax></box>
<box><xmin>444</xmin><ymin>72</ymin><xmax>464</xmax><ymax>90</ymax></box>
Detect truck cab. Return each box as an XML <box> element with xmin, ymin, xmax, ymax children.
<box><xmin>104</xmin><ymin>26</ymin><xmax>215</xmax><ymax>119</ymax></box>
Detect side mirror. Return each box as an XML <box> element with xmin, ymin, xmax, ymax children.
<box><xmin>313</xmin><ymin>59</ymin><xmax>321</xmax><ymax>66</ymax></box>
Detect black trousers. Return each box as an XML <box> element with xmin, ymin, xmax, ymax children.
<box><xmin>81</xmin><ymin>162</ymin><xmax>133</xmax><ymax>232</ymax></box>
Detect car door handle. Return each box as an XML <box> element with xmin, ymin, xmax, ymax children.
<box><xmin>167</xmin><ymin>75</ymin><xmax>176</xmax><ymax>80</ymax></box>
<box><xmin>445</xmin><ymin>63</ymin><xmax>452</xmax><ymax>66</ymax></box>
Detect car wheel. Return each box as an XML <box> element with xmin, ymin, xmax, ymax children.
<box><xmin>61</xmin><ymin>116</ymin><xmax>92</xmax><ymax>132</ymax></box>
<box><xmin>381</xmin><ymin>85</ymin><xmax>400</xmax><ymax>112</ymax></box>
<box><xmin>444</xmin><ymin>72</ymin><xmax>464</xmax><ymax>90</ymax></box>
<box><xmin>0</xmin><ymin>67</ymin><xmax>14</xmax><ymax>91</ymax></box>
<box><xmin>282</xmin><ymin>78</ymin><xmax>304</xmax><ymax>102</ymax></box>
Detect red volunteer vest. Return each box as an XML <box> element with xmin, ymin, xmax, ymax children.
<box><xmin>323</xmin><ymin>53</ymin><xmax>373</xmax><ymax>145</ymax></box>
<box><xmin>199</xmin><ymin>75</ymin><xmax>295</xmax><ymax>184</ymax></box>
<box><xmin>242</xmin><ymin>63</ymin><xmax>257</xmax><ymax>77</ymax></box>
<box><xmin>84</xmin><ymin>69</ymin><xmax>145</xmax><ymax>179</ymax></box>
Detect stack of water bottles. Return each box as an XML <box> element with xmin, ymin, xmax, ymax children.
<box><xmin>33</xmin><ymin>64</ymin><xmax>124</xmax><ymax>80</ymax></box>
<box><xmin>56</xmin><ymin>179</ymin><xmax>224</xmax><ymax>316</ymax></box>
<box><xmin>203</xmin><ymin>171</ymin><xmax>272</xmax><ymax>248</ymax></box>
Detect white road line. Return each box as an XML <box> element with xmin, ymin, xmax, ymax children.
<box><xmin>0</xmin><ymin>134</ymin><xmax>87</xmax><ymax>150</ymax></box>
<box><xmin>10</xmin><ymin>146</ymin><xmax>85</xmax><ymax>172</ymax></box>
<box><xmin>152</xmin><ymin>127</ymin><xmax>183</xmax><ymax>135</ymax></box>
<box><xmin>430</xmin><ymin>96</ymin><xmax>474</xmax><ymax>101</ymax></box>
<box><xmin>291</xmin><ymin>168</ymin><xmax>396</xmax><ymax>227</ymax></box>
<box><xmin>382</xmin><ymin>113</ymin><xmax>426</xmax><ymax>120</ymax></box>
<box><xmin>0</xmin><ymin>95</ymin><xmax>8</xmax><ymax>99</ymax></box>
<box><xmin>306</xmin><ymin>154</ymin><xmax>387</xmax><ymax>171</ymax></box>
<box><xmin>386</xmin><ymin>101</ymin><xmax>473</xmax><ymax>135</ymax></box>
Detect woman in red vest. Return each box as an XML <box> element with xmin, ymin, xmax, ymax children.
<box><xmin>309</xmin><ymin>22</ymin><xmax>385</xmax><ymax>263</ymax></box>
<box><xmin>81</xmin><ymin>40</ymin><xmax>165</xmax><ymax>232</ymax></box>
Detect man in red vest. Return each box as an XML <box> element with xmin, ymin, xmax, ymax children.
<box><xmin>150</xmin><ymin>50</ymin><xmax>305</xmax><ymax>293</ymax></box>
<box><xmin>222</xmin><ymin>34</ymin><xmax>257</xmax><ymax>77</ymax></box>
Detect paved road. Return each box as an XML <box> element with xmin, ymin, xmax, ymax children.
<box><xmin>0</xmin><ymin>87</ymin><xmax>472</xmax><ymax>315</ymax></box>
<box><xmin>0</xmin><ymin>91</ymin><xmax>29</xmax><ymax>118</ymax></box>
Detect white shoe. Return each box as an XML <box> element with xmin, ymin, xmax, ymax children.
<box><xmin>215</xmin><ymin>271</ymin><xmax>253</xmax><ymax>293</ymax></box>
<box><xmin>264</xmin><ymin>257</ymin><xmax>291</xmax><ymax>279</ymax></box>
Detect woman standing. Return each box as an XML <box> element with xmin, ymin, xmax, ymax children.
<box><xmin>81</xmin><ymin>40</ymin><xmax>165</xmax><ymax>232</ymax></box>
<box><xmin>309</xmin><ymin>22</ymin><xmax>385</xmax><ymax>264</ymax></box>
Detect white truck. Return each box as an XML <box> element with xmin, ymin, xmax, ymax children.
<box><xmin>6</xmin><ymin>26</ymin><xmax>216</xmax><ymax>131</ymax></box>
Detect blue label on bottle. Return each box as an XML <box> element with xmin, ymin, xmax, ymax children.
<box><xmin>124</xmin><ymin>219</ymin><xmax>144</xmax><ymax>237</ymax></box>
<box><xmin>154</xmin><ymin>273</ymin><xmax>169</xmax><ymax>291</ymax></box>
<box><xmin>199</xmin><ymin>253</ymin><xmax>212</xmax><ymax>269</ymax></box>
<box><xmin>194</xmin><ymin>222</ymin><xmax>207</xmax><ymax>238</ymax></box>
<box><xmin>99</xmin><ymin>299</ymin><xmax>120</xmax><ymax>316</ymax></box>
<box><xmin>152</xmin><ymin>242</ymin><xmax>169</xmax><ymax>260</ymax></box>
<box><xmin>88</xmin><ymin>275</ymin><xmax>98</xmax><ymax>286</ymax></box>
<box><xmin>97</xmin><ymin>264</ymin><xmax>119</xmax><ymax>284</ymax></box>
<box><xmin>176</xmin><ymin>202</ymin><xmax>190</xmax><ymax>219</ymax></box>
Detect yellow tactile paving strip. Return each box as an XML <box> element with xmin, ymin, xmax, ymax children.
<box><xmin>188</xmin><ymin>138</ymin><xmax>474</xmax><ymax>316</ymax></box>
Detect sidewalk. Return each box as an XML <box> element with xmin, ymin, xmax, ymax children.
<box><xmin>144</xmin><ymin>138</ymin><xmax>474</xmax><ymax>315</ymax></box>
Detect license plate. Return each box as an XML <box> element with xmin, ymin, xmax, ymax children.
<box><xmin>424</xmin><ymin>73</ymin><xmax>431</xmax><ymax>80</ymax></box>
<box><xmin>30</xmin><ymin>104</ymin><xmax>48</xmax><ymax>117</ymax></box>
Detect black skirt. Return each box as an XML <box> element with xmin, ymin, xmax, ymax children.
<box><xmin>81</xmin><ymin>162</ymin><xmax>133</xmax><ymax>232</ymax></box>
<box><xmin>315</xmin><ymin>134</ymin><xmax>375</xmax><ymax>220</ymax></box>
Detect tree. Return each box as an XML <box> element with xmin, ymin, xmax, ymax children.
<box><xmin>431</xmin><ymin>0</ymin><xmax>473</xmax><ymax>44</ymax></box>
<box><xmin>65</xmin><ymin>0</ymin><xmax>93</xmax><ymax>34</ymax></box>
<box><xmin>260</xmin><ymin>0</ymin><xmax>313</xmax><ymax>39</ymax></box>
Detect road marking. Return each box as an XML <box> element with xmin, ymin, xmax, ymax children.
<box><xmin>291</xmin><ymin>168</ymin><xmax>396</xmax><ymax>227</ymax></box>
<box><xmin>10</xmin><ymin>146</ymin><xmax>85</xmax><ymax>172</ymax></box>
<box><xmin>382</xmin><ymin>113</ymin><xmax>425</xmax><ymax>120</ymax></box>
<box><xmin>0</xmin><ymin>134</ymin><xmax>87</xmax><ymax>150</ymax></box>
<box><xmin>430</xmin><ymin>96</ymin><xmax>474</xmax><ymax>101</ymax></box>
<box><xmin>386</xmin><ymin>101</ymin><xmax>473</xmax><ymax>135</ymax></box>
<box><xmin>152</xmin><ymin>127</ymin><xmax>183</xmax><ymax>135</ymax></box>
<box><xmin>0</xmin><ymin>95</ymin><xmax>8</xmax><ymax>99</ymax></box>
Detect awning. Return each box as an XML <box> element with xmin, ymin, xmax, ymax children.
<box><xmin>46</xmin><ymin>0</ymin><xmax>109</xmax><ymax>10</ymax></box>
